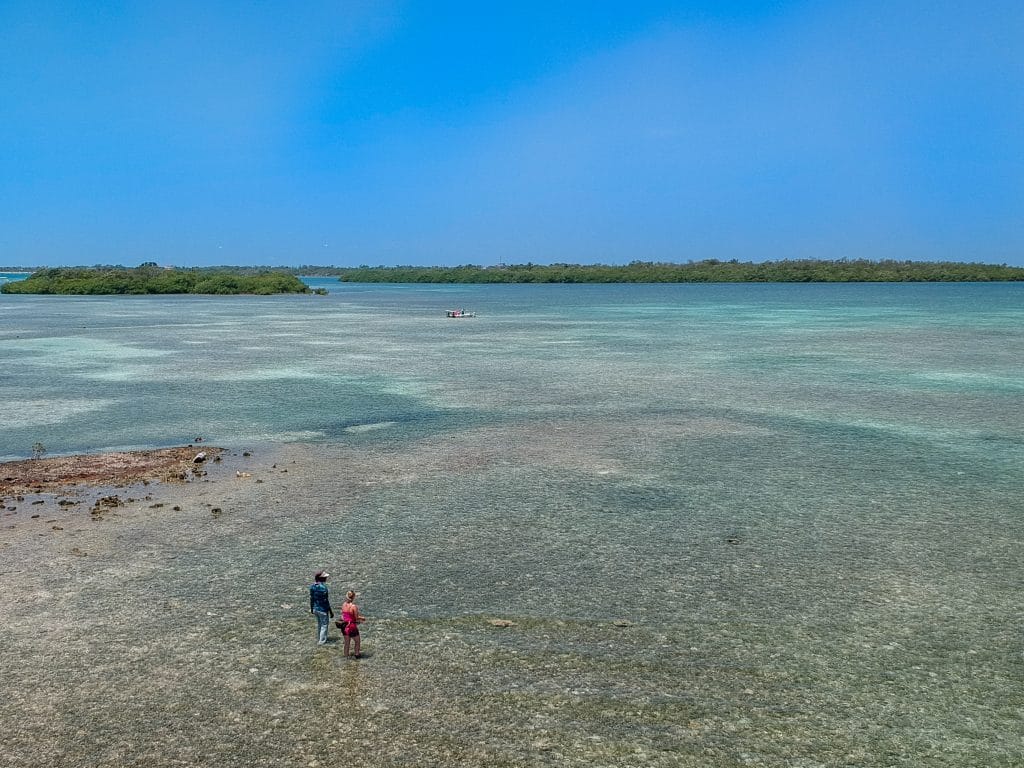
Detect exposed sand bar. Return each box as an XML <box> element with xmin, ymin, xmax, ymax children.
<box><xmin>0</xmin><ymin>445</ymin><xmax>224</xmax><ymax>495</ymax></box>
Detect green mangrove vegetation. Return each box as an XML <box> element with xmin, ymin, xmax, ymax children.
<box><xmin>326</xmin><ymin>259</ymin><xmax>1024</xmax><ymax>283</ymax></box>
<box><xmin>4</xmin><ymin>259</ymin><xmax>1022</xmax><ymax>290</ymax></box>
<box><xmin>1</xmin><ymin>265</ymin><xmax>324</xmax><ymax>295</ymax></box>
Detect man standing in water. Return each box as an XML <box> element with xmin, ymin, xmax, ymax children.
<box><xmin>309</xmin><ymin>570</ymin><xmax>334</xmax><ymax>645</ymax></box>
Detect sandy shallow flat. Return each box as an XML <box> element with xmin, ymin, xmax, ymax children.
<box><xmin>1</xmin><ymin>428</ymin><xmax>1021</xmax><ymax>768</ymax></box>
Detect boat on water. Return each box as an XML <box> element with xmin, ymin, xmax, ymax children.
<box><xmin>446</xmin><ymin>309</ymin><xmax>476</xmax><ymax>318</ymax></box>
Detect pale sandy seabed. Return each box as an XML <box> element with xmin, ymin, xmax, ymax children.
<box><xmin>1</xmin><ymin>419</ymin><xmax>1022</xmax><ymax>768</ymax></box>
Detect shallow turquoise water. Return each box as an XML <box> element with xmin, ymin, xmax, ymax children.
<box><xmin>1</xmin><ymin>282</ymin><xmax>1022</xmax><ymax>766</ymax></box>
<box><xmin>2</xmin><ymin>282</ymin><xmax>1022</xmax><ymax>463</ymax></box>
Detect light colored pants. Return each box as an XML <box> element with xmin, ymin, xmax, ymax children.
<box><xmin>313</xmin><ymin>610</ymin><xmax>329</xmax><ymax>644</ymax></box>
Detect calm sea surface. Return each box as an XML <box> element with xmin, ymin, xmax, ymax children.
<box><xmin>3</xmin><ymin>281</ymin><xmax>1022</xmax><ymax>463</ymax></box>
<box><xmin>1</xmin><ymin>281</ymin><xmax>1022</xmax><ymax>766</ymax></box>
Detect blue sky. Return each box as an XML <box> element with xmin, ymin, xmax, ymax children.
<box><xmin>1</xmin><ymin>1</ymin><xmax>1022</xmax><ymax>267</ymax></box>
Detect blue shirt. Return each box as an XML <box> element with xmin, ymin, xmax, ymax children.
<box><xmin>309</xmin><ymin>582</ymin><xmax>331</xmax><ymax>614</ymax></box>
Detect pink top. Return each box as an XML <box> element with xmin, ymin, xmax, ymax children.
<box><xmin>341</xmin><ymin>601</ymin><xmax>361</xmax><ymax>623</ymax></box>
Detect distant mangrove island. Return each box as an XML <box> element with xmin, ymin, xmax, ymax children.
<box><xmin>0</xmin><ymin>265</ymin><xmax>323</xmax><ymax>295</ymax></box>
<box><xmin>3</xmin><ymin>260</ymin><xmax>1023</xmax><ymax>290</ymax></box>
<box><xmin>322</xmin><ymin>259</ymin><xmax>1024</xmax><ymax>283</ymax></box>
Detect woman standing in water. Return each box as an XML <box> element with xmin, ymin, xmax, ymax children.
<box><xmin>339</xmin><ymin>590</ymin><xmax>365</xmax><ymax>658</ymax></box>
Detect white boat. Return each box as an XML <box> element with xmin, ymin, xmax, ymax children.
<box><xmin>446</xmin><ymin>309</ymin><xmax>476</xmax><ymax>318</ymax></box>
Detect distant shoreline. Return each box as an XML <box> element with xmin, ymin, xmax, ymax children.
<box><xmin>326</xmin><ymin>260</ymin><xmax>1024</xmax><ymax>283</ymax></box>
<box><xmin>1</xmin><ymin>267</ymin><xmax>325</xmax><ymax>295</ymax></box>
<box><xmin>4</xmin><ymin>259</ymin><xmax>1022</xmax><ymax>283</ymax></box>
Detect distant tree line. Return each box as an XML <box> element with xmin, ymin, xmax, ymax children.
<box><xmin>0</xmin><ymin>265</ymin><xmax>323</xmax><ymax>295</ymax></box>
<box><xmin>322</xmin><ymin>259</ymin><xmax>1024</xmax><ymax>283</ymax></box>
<box><xmin>4</xmin><ymin>260</ymin><xmax>1022</xmax><ymax>287</ymax></box>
